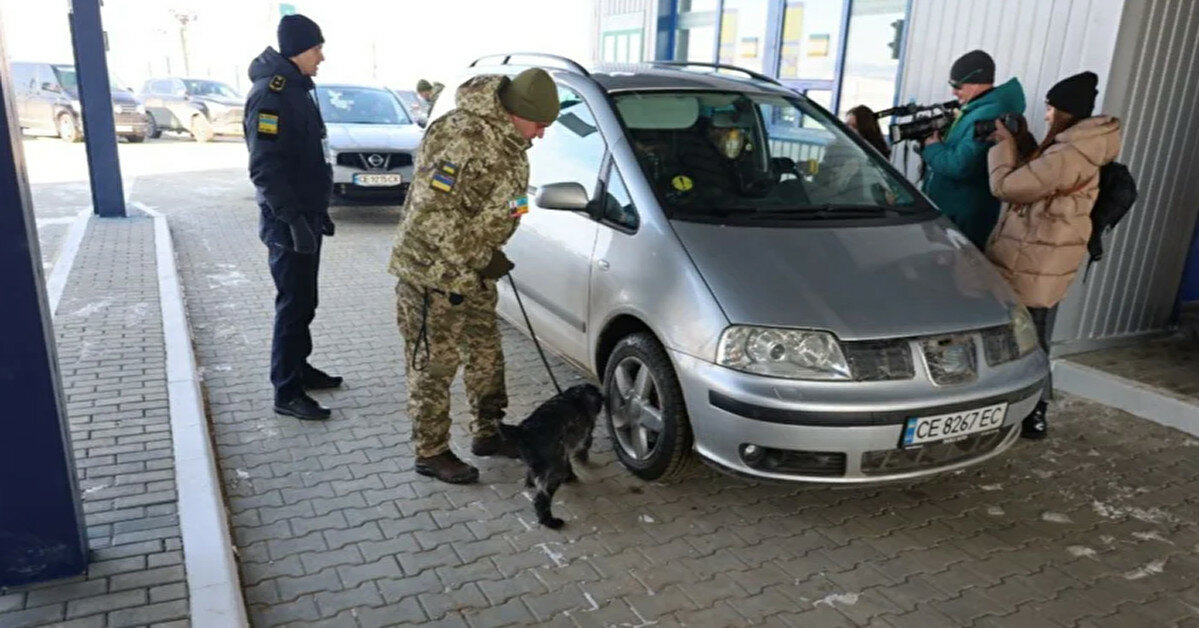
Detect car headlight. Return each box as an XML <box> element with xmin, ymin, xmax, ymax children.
<box><xmin>1011</xmin><ymin>305</ymin><xmax>1039</xmax><ymax>356</ymax></box>
<box><xmin>717</xmin><ymin>326</ymin><xmax>851</xmax><ymax>380</ymax></box>
<box><xmin>70</xmin><ymin>99</ymin><xmax>82</xmax><ymax>112</ymax></box>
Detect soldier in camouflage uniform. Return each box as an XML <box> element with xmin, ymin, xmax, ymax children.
<box><xmin>389</xmin><ymin>68</ymin><xmax>560</xmax><ymax>484</ymax></box>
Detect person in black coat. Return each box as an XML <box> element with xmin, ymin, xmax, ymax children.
<box><xmin>243</xmin><ymin>14</ymin><xmax>340</xmax><ymax>421</ymax></box>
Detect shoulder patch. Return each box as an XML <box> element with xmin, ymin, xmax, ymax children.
<box><xmin>429</xmin><ymin>160</ymin><xmax>458</xmax><ymax>193</ymax></box>
<box><xmin>269</xmin><ymin>75</ymin><xmax>286</xmax><ymax>92</ymax></box>
<box><xmin>257</xmin><ymin>109</ymin><xmax>279</xmax><ymax>138</ymax></box>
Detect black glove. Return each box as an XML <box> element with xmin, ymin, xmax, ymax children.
<box><xmin>289</xmin><ymin>219</ymin><xmax>317</xmax><ymax>254</ymax></box>
<box><xmin>480</xmin><ymin>249</ymin><xmax>514</xmax><ymax>280</ymax></box>
<box><xmin>321</xmin><ymin>215</ymin><xmax>335</xmax><ymax>237</ymax></box>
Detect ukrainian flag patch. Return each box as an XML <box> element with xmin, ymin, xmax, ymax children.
<box><xmin>439</xmin><ymin>161</ymin><xmax>459</xmax><ymax>176</ymax></box>
<box><xmin>508</xmin><ymin>195</ymin><xmax>529</xmax><ymax>217</ymax></box>
<box><xmin>257</xmin><ymin>111</ymin><xmax>279</xmax><ymax>136</ymax></box>
<box><xmin>430</xmin><ymin>172</ymin><xmax>455</xmax><ymax>193</ymax></box>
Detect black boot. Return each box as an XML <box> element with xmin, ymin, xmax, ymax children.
<box><xmin>1021</xmin><ymin>401</ymin><xmax>1048</xmax><ymax>439</ymax></box>
<box><xmin>302</xmin><ymin>365</ymin><xmax>343</xmax><ymax>390</ymax></box>
<box><xmin>274</xmin><ymin>394</ymin><xmax>332</xmax><ymax>421</ymax></box>
<box><xmin>415</xmin><ymin>451</ymin><xmax>479</xmax><ymax>484</ymax></box>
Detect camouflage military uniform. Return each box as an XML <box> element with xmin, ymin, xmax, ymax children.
<box><xmin>389</xmin><ymin>75</ymin><xmax>532</xmax><ymax>459</ymax></box>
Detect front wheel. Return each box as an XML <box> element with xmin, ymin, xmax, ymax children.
<box><xmin>603</xmin><ymin>332</ymin><xmax>694</xmax><ymax>481</ymax></box>
<box><xmin>190</xmin><ymin>115</ymin><xmax>214</xmax><ymax>142</ymax></box>
<box><xmin>57</xmin><ymin>113</ymin><xmax>81</xmax><ymax>143</ymax></box>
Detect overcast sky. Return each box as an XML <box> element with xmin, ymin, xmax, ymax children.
<box><xmin>0</xmin><ymin>0</ymin><xmax>596</xmax><ymax>93</ymax></box>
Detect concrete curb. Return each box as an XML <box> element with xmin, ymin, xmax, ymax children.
<box><xmin>46</xmin><ymin>207</ymin><xmax>91</xmax><ymax>316</ymax></box>
<box><xmin>138</xmin><ymin>203</ymin><xmax>248</xmax><ymax>627</ymax></box>
<box><xmin>1054</xmin><ymin>358</ymin><xmax>1199</xmax><ymax>437</ymax></box>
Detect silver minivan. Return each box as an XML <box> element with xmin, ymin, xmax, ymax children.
<box><xmin>431</xmin><ymin>57</ymin><xmax>1049</xmax><ymax>484</ymax></box>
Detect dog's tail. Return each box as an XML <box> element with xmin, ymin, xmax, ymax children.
<box><xmin>498</xmin><ymin>422</ymin><xmax>523</xmax><ymax>443</ymax></box>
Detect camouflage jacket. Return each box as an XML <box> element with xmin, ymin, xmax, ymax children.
<box><xmin>388</xmin><ymin>75</ymin><xmax>531</xmax><ymax>295</ymax></box>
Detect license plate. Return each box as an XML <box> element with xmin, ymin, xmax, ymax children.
<box><xmin>353</xmin><ymin>173</ymin><xmax>402</xmax><ymax>187</ymax></box>
<box><xmin>900</xmin><ymin>403</ymin><xmax>1008</xmax><ymax>447</ymax></box>
<box><xmin>115</xmin><ymin>125</ymin><xmax>133</xmax><ymax>133</ymax></box>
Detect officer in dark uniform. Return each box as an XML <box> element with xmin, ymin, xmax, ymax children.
<box><xmin>244</xmin><ymin>14</ymin><xmax>340</xmax><ymax>420</ymax></box>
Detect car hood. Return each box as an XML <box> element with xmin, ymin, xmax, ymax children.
<box><xmin>110</xmin><ymin>89</ymin><xmax>140</xmax><ymax>104</ymax></box>
<box><xmin>326</xmin><ymin>123</ymin><xmax>423</xmax><ymax>151</ymax></box>
<box><xmin>671</xmin><ymin>218</ymin><xmax>1018</xmax><ymax>340</ymax></box>
<box><xmin>192</xmin><ymin>95</ymin><xmax>241</xmax><ymax>107</ymax></box>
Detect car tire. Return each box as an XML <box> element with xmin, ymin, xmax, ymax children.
<box><xmin>190</xmin><ymin>115</ymin><xmax>214</xmax><ymax>142</ymax></box>
<box><xmin>147</xmin><ymin>115</ymin><xmax>161</xmax><ymax>139</ymax></box>
<box><xmin>127</xmin><ymin>134</ymin><xmax>146</xmax><ymax>143</ymax></box>
<box><xmin>57</xmin><ymin>113</ymin><xmax>81</xmax><ymax>143</ymax></box>
<box><xmin>603</xmin><ymin>332</ymin><xmax>694</xmax><ymax>481</ymax></box>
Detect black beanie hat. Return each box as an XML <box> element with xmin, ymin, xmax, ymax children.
<box><xmin>950</xmin><ymin>50</ymin><xmax>995</xmax><ymax>85</ymax></box>
<box><xmin>1047</xmin><ymin>71</ymin><xmax>1099</xmax><ymax>118</ymax></box>
<box><xmin>278</xmin><ymin>14</ymin><xmax>323</xmax><ymax>59</ymax></box>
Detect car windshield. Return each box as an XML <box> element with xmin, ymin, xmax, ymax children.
<box><xmin>52</xmin><ymin>65</ymin><xmax>131</xmax><ymax>95</ymax></box>
<box><xmin>613</xmin><ymin>90</ymin><xmax>924</xmax><ymax>219</ymax></box>
<box><xmin>316</xmin><ymin>86</ymin><xmax>412</xmax><ymax>125</ymax></box>
<box><xmin>185</xmin><ymin>80</ymin><xmax>238</xmax><ymax>98</ymax></box>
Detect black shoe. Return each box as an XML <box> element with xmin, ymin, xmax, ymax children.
<box><xmin>415</xmin><ymin>451</ymin><xmax>479</xmax><ymax>484</ymax></box>
<box><xmin>274</xmin><ymin>394</ymin><xmax>332</xmax><ymax>421</ymax></box>
<box><xmin>302</xmin><ymin>365</ymin><xmax>343</xmax><ymax>390</ymax></box>
<box><xmin>471</xmin><ymin>433</ymin><xmax>521</xmax><ymax>458</ymax></box>
<box><xmin>1021</xmin><ymin>401</ymin><xmax>1048</xmax><ymax>439</ymax></box>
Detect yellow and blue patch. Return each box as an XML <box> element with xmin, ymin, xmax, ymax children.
<box><xmin>508</xmin><ymin>195</ymin><xmax>529</xmax><ymax>217</ymax></box>
<box><xmin>257</xmin><ymin>111</ymin><xmax>279</xmax><ymax>137</ymax></box>
<box><xmin>430</xmin><ymin>172</ymin><xmax>455</xmax><ymax>193</ymax></box>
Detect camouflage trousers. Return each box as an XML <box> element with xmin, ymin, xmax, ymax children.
<box><xmin>395</xmin><ymin>279</ymin><xmax>507</xmax><ymax>458</ymax></box>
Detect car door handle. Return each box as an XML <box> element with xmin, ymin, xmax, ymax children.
<box><xmin>596</xmin><ymin>259</ymin><xmax>610</xmax><ymax>271</ymax></box>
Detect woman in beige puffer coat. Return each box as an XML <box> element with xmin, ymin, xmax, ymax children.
<box><xmin>986</xmin><ymin>71</ymin><xmax>1122</xmax><ymax>439</ymax></box>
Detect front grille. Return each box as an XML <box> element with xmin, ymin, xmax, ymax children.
<box><xmin>335</xmin><ymin>152</ymin><xmax>413</xmax><ymax>171</ymax></box>
<box><xmin>743</xmin><ymin>446</ymin><xmax>847</xmax><ymax>476</ymax></box>
<box><xmin>843</xmin><ymin>340</ymin><xmax>915</xmax><ymax>381</ymax></box>
<box><xmin>114</xmin><ymin>112</ymin><xmax>144</xmax><ymax>126</ymax></box>
<box><xmin>860</xmin><ymin>425</ymin><xmax>1014</xmax><ymax>475</ymax></box>
<box><xmin>114</xmin><ymin>104</ymin><xmax>138</xmax><ymax>115</ymax></box>
<box><xmin>981</xmin><ymin>325</ymin><xmax>1020</xmax><ymax>366</ymax></box>
<box><xmin>921</xmin><ymin>335</ymin><xmax>978</xmax><ymax>385</ymax></box>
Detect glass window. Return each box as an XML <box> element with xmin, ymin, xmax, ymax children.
<box><xmin>676</xmin><ymin>25</ymin><xmax>717</xmax><ymax>62</ymax></box>
<box><xmin>11</xmin><ymin>64</ymin><xmax>37</xmax><ymax>93</ymax></box>
<box><xmin>528</xmin><ymin>87</ymin><xmax>606</xmax><ymax>197</ymax></box>
<box><xmin>614</xmin><ymin>90</ymin><xmax>923</xmax><ymax>222</ymax></box>
<box><xmin>717</xmin><ymin>0</ymin><xmax>771</xmax><ymax>75</ymax></box>
<box><xmin>839</xmin><ymin>0</ymin><xmax>906</xmax><ymax>116</ymax></box>
<box><xmin>315</xmin><ymin>86</ymin><xmax>412</xmax><ymax>125</ymax></box>
<box><xmin>153</xmin><ymin>80</ymin><xmax>173</xmax><ymax>95</ymax></box>
<box><xmin>600</xmin><ymin>165</ymin><xmax>640</xmax><ymax>230</ymax></box>
<box><xmin>778</xmin><ymin>0</ymin><xmax>847</xmax><ymax>81</ymax></box>
<box><xmin>183</xmin><ymin>80</ymin><xmax>239</xmax><ymax>99</ymax></box>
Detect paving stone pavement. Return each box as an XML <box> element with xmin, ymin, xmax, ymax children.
<box><xmin>0</xmin><ymin>214</ymin><xmax>189</xmax><ymax>628</ymax></box>
<box><xmin>1069</xmin><ymin>334</ymin><xmax>1199</xmax><ymax>405</ymax></box>
<box><xmin>142</xmin><ymin>166</ymin><xmax>1199</xmax><ymax>627</ymax></box>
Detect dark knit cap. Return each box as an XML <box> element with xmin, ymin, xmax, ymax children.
<box><xmin>1047</xmin><ymin>71</ymin><xmax>1099</xmax><ymax>118</ymax></box>
<box><xmin>416</xmin><ymin>79</ymin><xmax>433</xmax><ymax>93</ymax></box>
<box><xmin>278</xmin><ymin>14</ymin><xmax>324</xmax><ymax>59</ymax></box>
<box><xmin>950</xmin><ymin>50</ymin><xmax>995</xmax><ymax>85</ymax></box>
<box><xmin>499</xmin><ymin>68</ymin><xmax>559</xmax><ymax>124</ymax></box>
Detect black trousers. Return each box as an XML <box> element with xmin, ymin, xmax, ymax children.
<box><xmin>1029</xmin><ymin>305</ymin><xmax>1058</xmax><ymax>402</ymax></box>
<box><xmin>268</xmin><ymin>242</ymin><xmax>320</xmax><ymax>403</ymax></box>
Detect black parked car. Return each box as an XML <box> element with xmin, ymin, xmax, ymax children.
<box><xmin>10</xmin><ymin>61</ymin><xmax>151</xmax><ymax>143</ymax></box>
<box><xmin>139</xmin><ymin>77</ymin><xmax>244</xmax><ymax>142</ymax></box>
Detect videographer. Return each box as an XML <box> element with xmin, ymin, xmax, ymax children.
<box><xmin>921</xmin><ymin>50</ymin><xmax>1026</xmax><ymax>248</ymax></box>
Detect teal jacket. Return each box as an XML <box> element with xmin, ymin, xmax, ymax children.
<box><xmin>921</xmin><ymin>78</ymin><xmax>1026</xmax><ymax>248</ymax></box>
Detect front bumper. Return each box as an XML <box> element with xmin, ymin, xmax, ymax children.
<box><xmin>671</xmin><ymin>346</ymin><xmax>1048</xmax><ymax>483</ymax></box>
<box><xmin>113</xmin><ymin>112</ymin><xmax>151</xmax><ymax>137</ymax></box>
<box><xmin>330</xmin><ymin>162</ymin><xmax>414</xmax><ymax>204</ymax></box>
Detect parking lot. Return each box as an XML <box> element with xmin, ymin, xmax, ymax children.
<box><xmin>23</xmin><ymin>136</ymin><xmax>1199</xmax><ymax>627</ymax></box>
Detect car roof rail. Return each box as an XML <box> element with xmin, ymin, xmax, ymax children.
<box><xmin>469</xmin><ymin>53</ymin><xmax>590</xmax><ymax>77</ymax></box>
<box><xmin>650</xmin><ymin>61</ymin><xmax>783</xmax><ymax>86</ymax></box>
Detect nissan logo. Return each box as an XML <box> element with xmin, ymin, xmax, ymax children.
<box><xmin>366</xmin><ymin>153</ymin><xmax>385</xmax><ymax>168</ymax></box>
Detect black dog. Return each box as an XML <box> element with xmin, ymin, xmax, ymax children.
<box><xmin>499</xmin><ymin>384</ymin><xmax>604</xmax><ymax>529</ymax></box>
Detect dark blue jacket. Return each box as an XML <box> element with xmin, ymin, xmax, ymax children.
<box><xmin>244</xmin><ymin>47</ymin><xmax>332</xmax><ymax>248</ymax></box>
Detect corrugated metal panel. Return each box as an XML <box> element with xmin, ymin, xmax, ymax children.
<box><xmin>1056</xmin><ymin>0</ymin><xmax>1199</xmax><ymax>351</ymax></box>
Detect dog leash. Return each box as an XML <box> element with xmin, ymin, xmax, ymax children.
<box><xmin>506</xmin><ymin>272</ymin><xmax>563</xmax><ymax>394</ymax></box>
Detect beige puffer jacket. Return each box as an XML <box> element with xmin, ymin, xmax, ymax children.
<box><xmin>985</xmin><ymin>116</ymin><xmax>1122</xmax><ymax>308</ymax></box>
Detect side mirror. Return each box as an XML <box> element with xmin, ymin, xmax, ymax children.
<box><xmin>417</xmin><ymin>117</ymin><xmax>427</xmax><ymax>129</ymax></box>
<box><xmin>535</xmin><ymin>182</ymin><xmax>589</xmax><ymax>212</ymax></box>
<box><xmin>41</xmin><ymin>82</ymin><xmax>60</xmax><ymax>93</ymax></box>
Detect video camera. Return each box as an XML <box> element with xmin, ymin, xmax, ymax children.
<box><xmin>876</xmin><ymin>100</ymin><xmax>961</xmax><ymax>144</ymax></box>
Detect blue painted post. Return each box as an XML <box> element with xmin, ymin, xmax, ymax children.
<box><xmin>656</xmin><ymin>0</ymin><xmax>679</xmax><ymax>61</ymax></box>
<box><xmin>0</xmin><ymin>23</ymin><xmax>89</xmax><ymax>588</ymax></box>
<box><xmin>69</xmin><ymin>0</ymin><xmax>125</xmax><ymax>217</ymax></box>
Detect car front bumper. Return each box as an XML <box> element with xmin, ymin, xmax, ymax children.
<box><xmin>671</xmin><ymin>347</ymin><xmax>1048</xmax><ymax>483</ymax></box>
<box><xmin>330</xmin><ymin>162</ymin><xmax>414</xmax><ymax>204</ymax></box>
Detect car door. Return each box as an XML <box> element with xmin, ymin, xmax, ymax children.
<box><xmin>10</xmin><ymin>63</ymin><xmax>38</xmax><ymax>130</ymax></box>
<box><xmin>32</xmin><ymin>64</ymin><xmax>61</xmax><ymax>133</ymax></box>
<box><xmin>499</xmin><ymin>85</ymin><xmax>605</xmax><ymax>368</ymax></box>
